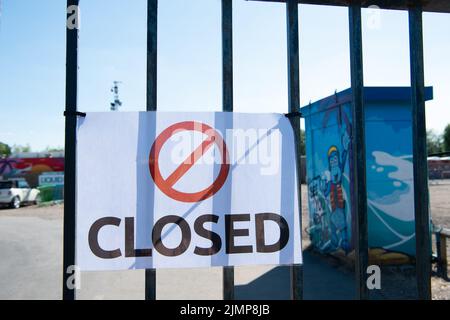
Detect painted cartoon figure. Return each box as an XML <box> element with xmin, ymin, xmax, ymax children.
<box><xmin>308</xmin><ymin>177</ymin><xmax>331</xmax><ymax>250</ymax></box>
<box><xmin>309</xmin><ymin>178</ymin><xmax>325</xmax><ymax>218</ymax></box>
<box><xmin>320</xmin><ymin>128</ymin><xmax>351</xmax><ymax>252</ymax></box>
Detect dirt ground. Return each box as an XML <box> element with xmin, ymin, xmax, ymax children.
<box><xmin>1</xmin><ymin>181</ymin><xmax>449</xmax><ymax>299</ymax></box>
<box><xmin>301</xmin><ymin>181</ymin><xmax>450</xmax><ymax>300</ymax></box>
<box><xmin>429</xmin><ymin>180</ymin><xmax>450</xmax><ymax>299</ymax></box>
<box><xmin>429</xmin><ymin>180</ymin><xmax>450</xmax><ymax>227</ymax></box>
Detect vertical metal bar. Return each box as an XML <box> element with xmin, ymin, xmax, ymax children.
<box><xmin>409</xmin><ymin>5</ymin><xmax>432</xmax><ymax>300</ymax></box>
<box><xmin>222</xmin><ymin>0</ymin><xmax>233</xmax><ymax>113</ymax></box>
<box><xmin>435</xmin><ymin>232</ymin><xmax>442</xmax><ymax>275</ymax></box>
<box><xmin>436</xmin><ymin>232</ymin><xmax>447</xmax><ymax>279</ymax></box>
<box><xmin>348</xmin><ymin>2</ymin><xmax>369</xmax><ymax>300</ymax></box>
<box><xmin>145</xmin><ymin>0</ymin><xmax>158</xmax><ymax>301</ymax></box>
<box><xmin>439</xmin><ymin>234</ymin><xmax>448</xmax><ymax>279</ymax></box>
<box><xmin>222</xmin><ymin>266</ymin><xmax>234</xmax><ymax>300</ymax></box>
<box><xmin>222</xmin><ymin>0</ymin><xmax>234</xmax><ymax>300</ymax></box>
<box><xmin>147</xmin><ymin>0</ymin><xmax>158</xmax><ymax>112</ymax></box>
<box><xmin>286</xmin><ymin>0</ymin><xmax>303</xmax><ymax>301</ymax></box>
<box><xmin>409</xmin><ymin>4</ymin><xmax>432</xmax><ymax>299</ymax></box>
<box><xmin>63</xmin><ymin>0</ymin><xmax>79</xmax><ymax>301</ymax></box>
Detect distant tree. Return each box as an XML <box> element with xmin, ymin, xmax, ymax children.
<box><xmin>11</xmin><ymin>144</ymin><xmax>31</xmax><ymax>154</ymax></box>
<box><xmin>444</xmin><ymin>124</ymin><xmax>450</xmax><ymax>152</ymax></box>
<box><xmin>427</xmin><ymin>130</ymin><xmax>443</xmax><ymax>155</ymax></box>
<box><xmin>45</xmin><ymin>146</ymin><xmax>64</xmax><ymax>152</ymax></box>
<box><xmin>0</xmin><ymin>142</ymin><xmax>11</xmax><ymax>157</ymax></box>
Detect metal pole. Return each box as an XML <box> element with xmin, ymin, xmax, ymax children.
<box><xmin>147</xmin><ymin>0</ymin><xmax>158</xmax><ymax>112</ymax></box>
<box><xmin>348</xmin><ymin>2</ymin><xmax>368</xmax><ymax>300</ymax></box>
<box><xmin>222</xmin><ymin>0</ymin><xmax>234</xmax><ymax>301</ymax></box>
<box><xmin>63</xmin><ymin>0</ymin><xmax>79</xmax><ymax>301</ymax></box>
<box><xmin>286</xmin><ymin>0</ymin><xmax>303</xmax><ymax>301</ymax></box>
<box><xmin>222</xmin><ymin>0</ymin><xmax>233</xmax><ymax>114</ymax></box>
<box><xmin>436</xmin><ymin>231</ymin><xmax>448</xmax><ymax>279</ymax></box>
<box><xmin>408</xmin><ymin>4</ymin><xmax>432</xmax><ymax>300</ymax></box>
<box><xmin>145</xmin><ymin>0</ymin><xmax>158</xmax><ymax>301</ymax></box>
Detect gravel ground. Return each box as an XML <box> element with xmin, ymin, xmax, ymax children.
<box><xmin>429</xmin><ymin>180</ymin><xmax>450</xmax><ymax>226</ymax></box>
<box><xmin>429</xmin><ymin>180</ymin><xmax>450</xmax><ymax>299</ymax></box>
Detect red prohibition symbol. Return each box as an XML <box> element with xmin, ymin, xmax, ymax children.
<box><xmin>149</xmin><ymin>121</ymin><xmax>230</xmax><ymax>203</ymax></box>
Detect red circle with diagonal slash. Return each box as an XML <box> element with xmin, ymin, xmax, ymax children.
<box><xmin>149</xmin><ymin>121</ymin><xmax>230</xmax><ymax>203</ymax></box>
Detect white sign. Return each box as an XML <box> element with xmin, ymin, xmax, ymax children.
<box><xmin>76</xmin><ymin>112</ymin><xmax>302</xmax><ymax>270</ymax></box>
<box><xmin>39</xmin><ymin>172</ymin><xmax>64</xmax><ymax>186</ymax></box>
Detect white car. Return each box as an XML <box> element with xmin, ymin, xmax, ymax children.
<box><xmin>0</xmin><ymin>179</ymin><xmax>40</xmax><ymax>209</ymax></box>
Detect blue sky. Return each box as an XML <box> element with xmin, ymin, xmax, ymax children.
<box><xmin>0</xmin><ymin>0</ymin><xmax>449</xmax><ymax>151</ymax></box>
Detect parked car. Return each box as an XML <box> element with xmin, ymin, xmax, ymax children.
<box><xmin>0</xmin><ymin>178</ymin><xmax>40</xmax><ymax>209</ymax></box>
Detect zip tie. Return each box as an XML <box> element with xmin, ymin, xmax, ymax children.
<box><xmin>285</xmin><ymin>111</ymin><xmax>302</xmax><ymax>119</ymax></box>
<box><xmin>64</xmin><ymin>111</ymin><xmax>86</xmax><ymax>118</ymax></box>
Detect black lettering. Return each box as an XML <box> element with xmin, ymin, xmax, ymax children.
<box><xmin>194</xmin><ymin>214</ymin><xmax>221</xmax><ymax>256</ymax></box>
<box><xmin>225</xmin><ymin>214</ymin><xmax>253</xmax><ymax>254</ymax></box>
<box><xmin>125</xmin><ymin>217</ymin><xmax>152</xmax><ymax>257</ymax></box>
<box><xmin>88</xmin><ymin>217</ymin><xmax>122</xmax><ymax>259</ymax></box>
<box><xmin>152</xmin><ymin>215</ymin><xmax>191</xmax><ymax>257</ymax></box>
<box><xmin>255</xmin><ymin>213</ymin><xmax>289</xmax><ymax>253</ymax></box>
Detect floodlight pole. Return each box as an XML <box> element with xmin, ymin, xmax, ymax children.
<box><xmin>63</xmin><ymin>0</ymin><xmax>79</xmax><ymax>301</ymax></box>
<box><xmin>222</xmin><ymin>0</ymin><xmax>235</xmax><ymax>301</ymax></box>
<box><xmin>145</xmin><ymin>0</ymin><xmax>158</xmax><ymax>301</ymax></box>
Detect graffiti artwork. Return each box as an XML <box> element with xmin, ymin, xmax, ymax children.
<box><xmin>0</xmin><ymin>154</ymin><xmax>64</xmax><ymax>183</ymax></box>
<box><xmin>302</xmin><ymin>87</ymin><xmax>434</xmax><ymax>260</ymax></box>
<box><xmin>303</xmin><ymin>100</ymin><xmax>354</xmax><ymax>254</ymax></box>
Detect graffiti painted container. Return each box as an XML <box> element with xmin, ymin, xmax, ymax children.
<box><xmin>301</xmin><ymin>87</ymin><xmax>433</xmax><ymax>260</ymax></box>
